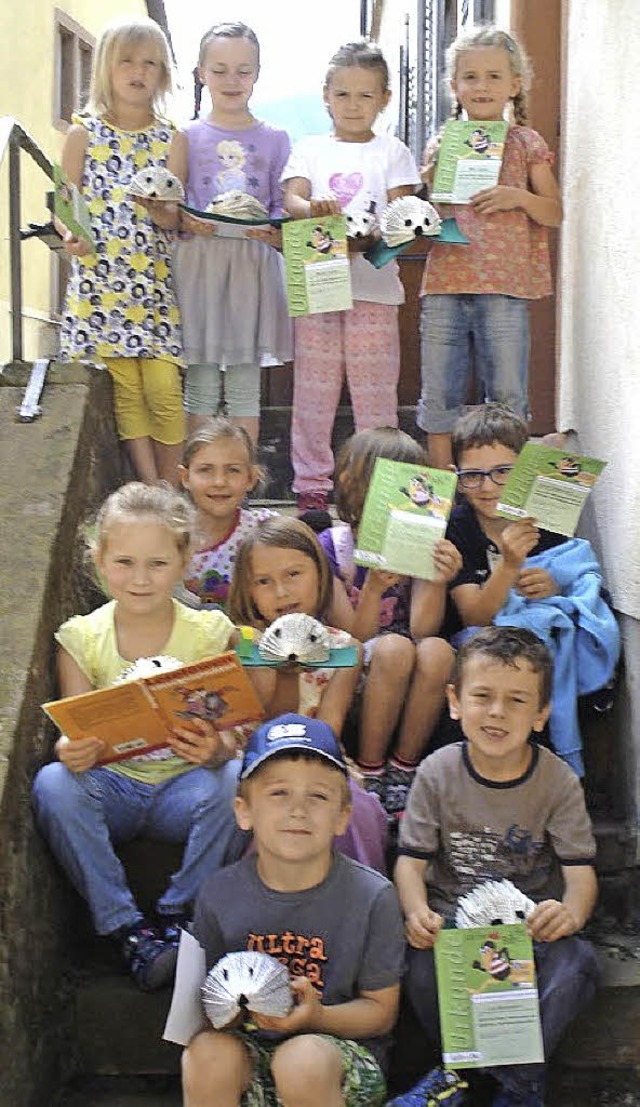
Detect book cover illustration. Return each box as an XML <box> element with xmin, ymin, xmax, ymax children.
<box><xmin>431</xmin><ymin>120</ymin><xmax>508</xmax><ymax>204</ymax></box>
<box><xmin>435</xmin><ymin>923</ymin><xmax>544</xmax><ymax>1069</ymax></box>
<box><xmin>43</xmin><ymin>651</ymin><xmax>264</xmax><ymax>764</ymax></box>
<box><xmin>354</xmin><ymin>458</ymin><xmax>457</xmax><ymax>580</ymax></box>
<box><xmin>53</xmin><ymin>163</ymin><xmax>96</xmax><ymax>250</ymax></box>
<box><xmin>282</xmin><ymin>214</ymin><xmax>352</xmax><ymax>316</ymax></box>
<box><xmin>497</xmin><ymin>442</ymin><xmax>606</xmax><ymax>537</ymax></box>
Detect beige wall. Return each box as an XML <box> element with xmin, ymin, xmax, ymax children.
<box><xmin>0</xmin><ymin>0</ymin><xmax>146</xmax><ymax>365</ymax></box>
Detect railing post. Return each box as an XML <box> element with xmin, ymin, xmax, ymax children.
<box><xmin>8</xmin><ymin>135</ymin><xmax>23</xmax><ymax>364</ymax></box>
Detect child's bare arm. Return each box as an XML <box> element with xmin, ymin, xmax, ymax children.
<box><xmin>315</xmin><ymin>640</ymin><xmax>362</xmax><ymax>736</ymax></box>
<box><xmin>253</xmin><ymin>976</ymin><xmax>399</xmax><ymax>1038</ymax></box>
<box><xmin>394</xmin><ymin>855</ymin><xmax>444</xmax><ymax>949</ymax></box>
<box><xmin>284</xmin><ymin>176</ymin><xmax>341</xmax><ymax>218</ymax></box>
<box><xmin>452</xmin><ymin>519</ymin><xmax>540</xmax><ymax>626</ymax></box>
<box><xmin>56</xmin><ymin>125</ymin><xmax>91</xmax><ymax>256</ymax></box>
<box><xmin>410</xmin><ymin>539</ymin><xmax>462</xmax><ymax>638</ymax></box>
<box><xmin>470</xmin><ymin>160</ymin><xmax>562</xmax><ymax>227</ymax></box>
<box><xmin>387</xmin><ymin>184</ymin><xmax>418</xmax><ymax>202</ymax></box>
<box><xmin>528</xmin><ymin>865</ymin><xmax>598</xmax><ymax>942</ymax></box>
<box><xmin>55</xmin><ymin>647</ymin><xmax>105</xmax><ymax>770</ymax></box>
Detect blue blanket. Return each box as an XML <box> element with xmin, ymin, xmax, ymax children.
<box><xmin>494</xmin><ymin>538</ymin><xmax>620</xmax><ymax>775</ymax></box>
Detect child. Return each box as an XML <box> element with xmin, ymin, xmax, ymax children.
<box><xmin>282</xmin><ymin>41</ymin><xmax>421</xmax><ymax>512</ymax></box>
<box><xmin>228</xmin><ymin>515</ymin><xmax>388</xmax><ymax>873</ymax></box>
<box><xmin>417</xmin><ymin>27</ymin><xmax>562</xmax><ymax>469</ymax></box>
<box><xmin>182</xmin><ymin>712</ymin><xmax>405</xmax><ymax>1107</ymax></box>
<box><xmin>395</xmin><ymin>627</ymin><xmax>600</xmax><ymax>1107</ymax></box>
<box><xmin>447</xmin><ymin>403</ymin><xmax>620</xmax><ymax>775</ymax></box>
<box><xmin>179</xmin><ymin>417</ymin><xmax>276</xmax><ymax>610</ymax></box>
<box><xmin>320</xmin><ymin>428</ymin><xmax>462</xmax><ymax>818</ymax></box>
<box><xmin>172</xmin><ymin>22</ymin><xmax>292</xmax><ymax>444</ymax></box>
<box><xmin>32</xmin><ymin>484</ymin><xmax>243</xmax><ymax>991</ymax></box>
<box><xmin>57</xmin><ymin>17</ymin><xmax>185</xmax><ymax>485</ymax></box>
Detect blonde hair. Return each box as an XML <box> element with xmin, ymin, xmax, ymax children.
<box><xmin>87</xmin><ymin>17</ymin><xmax>173</xmax><ymax>119</ymax></box>
<box><xmin>447</xmin><ymin>26</ymin><xmax>531</xmax><ymax>126</ymax></box>
<box><xmin>324</xmin><ymin>40</ymin><xmax>390</xmax><ymax>92</ymax></box>
<box><xmin>181</xmin><ymin>416</ymin><xmax>265</xmax><ymax>492</ymax></box>
<box><xmin>93</xmin><ymin>482</ymin><xmax>195</xmax><ymax>558</ymax></box>
<box><xmin>228</xmin><ymin>517</ymin><xmax>332</xmax><ymax>628</ymax></box>
<box><xmin>335</xmin><ymin>427</ymin><xmax>426</xmax><ymax>529</ymax></box>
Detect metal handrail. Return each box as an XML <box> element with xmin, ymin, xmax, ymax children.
<box><xmin>0</xmin><ymin>117</ymin><xmax>54</xmax><ymax>365</ymax></box>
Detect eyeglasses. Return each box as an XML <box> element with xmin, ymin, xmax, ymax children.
<box><xmin>456</xmin><ymin>465</ymin><xmax>514</xmax><ymax>490</ymax></box>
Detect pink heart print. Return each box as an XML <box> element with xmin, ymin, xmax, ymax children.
<box><xmin>328</xmin><ymin>172</ymin><xmax>364</xmax><ymax>209</ymax></box>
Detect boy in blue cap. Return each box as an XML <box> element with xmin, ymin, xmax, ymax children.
<box><xmin>182</xmin><ymin>713</ymin><xmax>405</xmax><ymax>1107</ymax></box>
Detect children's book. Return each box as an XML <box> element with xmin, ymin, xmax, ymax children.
<box><xmin>497</xmin><ymin>442</ymin><xmax>606</xmax><ymax>537</ymax></box>
<box><xmin>282</xmin><ymin>214</ymin><xmax>352</xmax><ymax>316</ymax></box>
<box><xmin>435</xmin><ymin>923</ymin><xmax>544</xmax><ymax>1068</ymax></box>
<box><xmin>431</xmin><ymin>120</ymin><xmax>508</xmax><ymax>204</ymax></box>
<box><xmin>43</xmin><ymin>652</ymin><xmax>264</xmax><ymax>764</ymax></box>
<box><xmin>53</xmin><ymin>163</ymin><xmax>96</xmax><ymax>251</ymax></box>
<box><xmin>354</xmin><ymin>459</ymin><xmax>457</xmax><ymax>580</ymax></box>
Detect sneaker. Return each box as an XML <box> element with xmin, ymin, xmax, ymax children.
<box><xmin>386</xmin><ymin>1066</ymin><xmax>469</xmax><ymax>1106</ymax></box>
<box><xmin>298</xmin><ymin>508</ymin><xmax>333</xmax><ymax>535</ymax></box>
<box><xmin>297</xmin><ymin>491</ymin><xmax>329</xmax><ymax>514</ymax></box>
<box><xmin>117</xmin><ymin>919</ymin><xmax>178</xmax><ymax>992</ymax></box>
<box><xmin>157</xmin><ymin>911</ymin><xmax>191</xmax><ymax>946</ymax></box>
<box><xmin>384</xmin><ymin>763</ymin><xmax>417</xmax><ymax>818</ymax></box>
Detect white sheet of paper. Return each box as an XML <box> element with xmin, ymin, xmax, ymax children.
<box><xmin>163</xmin><ymin>929</ymin><xmax>207</xmax><ymax>1046</ymax></box>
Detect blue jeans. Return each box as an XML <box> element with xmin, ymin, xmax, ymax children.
<box><xmin>32</xmin><ymin>759</ymin><xmax>240</xmax><ymax>935</ymax></box>
<box><xmin>417</xmin><ymin>293</ymin><xmax>530</xmax><ymax>434</ymax></box>
<box><xmin>405</xmin><ymin>935</ymin><xmax>600</xmax><ymax>1102</ymax></box>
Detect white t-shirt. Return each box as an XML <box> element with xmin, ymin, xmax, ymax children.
<box><xmin>282</xmin><ymin>133</ymin><xmax>420</xmax><ymax>305</ymax></box>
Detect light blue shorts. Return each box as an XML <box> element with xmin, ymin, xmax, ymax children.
<box><xmin>417</xmin><ymin>293</ymin><xmax>530</xmax><ymax>434</ymax></box>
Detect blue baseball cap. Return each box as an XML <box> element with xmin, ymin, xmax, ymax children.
<box><xmin>240</xmin><ymin>713</ymin><xmax>347</xmax><ymax>780</ymax></box>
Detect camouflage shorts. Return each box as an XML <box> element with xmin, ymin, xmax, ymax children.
<box><xmin>235</xmin><ymin>1031</ymin><xmax>386</xmax><ymax>1107</ymax></box>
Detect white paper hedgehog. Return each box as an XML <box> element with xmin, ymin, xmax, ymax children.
<box><xmin>116</xmin><ymin>656</ymin><xmax>183</xmax><ymax>683</ymax></box>
<box><xmin>455</xmin><ymin>879</ymin><xmax>535</xmax><ymax>929</ymax></box>
<box><xmin>129</xmin><ymin>167</ymin><xmax>185</xmax><ymax>202</ymax></box>
<box><xmin>202</xmin><ymin>951</ymin><xmax>293</xmax><ymax>1028</ymax></box>
<box><xmin>345</xmin><ymin>202</ymin><xmax>378</xmax><ymax>239</ymax></box>
<box><xmin>207</xmin><ymin>190</ymin><xmax>269</xmax><ymax>220</ymax></box>
<box><xmin>258</xmin><ymin>613</ymin><xmax>331</xmax><ymax>665</ymax></box>
<box><xmin>380</xmin><ymin>196</ymin><xmax>442</xmax><ymax>247</ymax></box>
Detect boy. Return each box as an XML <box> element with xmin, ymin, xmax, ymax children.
<box><xmin>394</xmin><ymin>627</ymin><xmax>600</xmax><ymax>1107</ymax></box>
<box><xmin>183</xmin><ymin>713</ymin><xmax>405</xmax><ymax>1107</ymax></box>
<box><xmin>446</xmin><ymin>403</ymin><xmax>619</xmax><ymax>775</ymax></box>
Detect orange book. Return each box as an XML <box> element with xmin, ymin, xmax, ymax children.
<box><xmin>43</xmin><ymin>652</ymin><xmax>264</xmax><ymax>764</ymax></box>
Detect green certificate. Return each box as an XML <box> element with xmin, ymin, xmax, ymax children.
<box><xmin>497</xmin><ymin>442</ymin><xmax>606</xmax><ymax>537</ymax></box>
<box><xmin>431</xmin><ymin>120</ymin><xmax>508</xmax><ymax>204</ymax></box>
<box><xmin>354</xmin><ymin>458</ymin><xmax>457</xmax><ymax>580</ymax></box>
<box><xmin>282</xmin><ymin>215</ymin><xmax>352</xmax><ymax>317</ymax></box>
<box><xmin>435</xmin><ymin>924</ymin><xmax>544</xmax><ymax>1068</ymax></box>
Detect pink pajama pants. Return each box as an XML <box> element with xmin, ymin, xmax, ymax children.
<box><xmin>291</xmin><ymin>301</ymin><xmax>400</xmax><ymax>494</ymax></box>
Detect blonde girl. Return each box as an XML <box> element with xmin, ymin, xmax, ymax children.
<box><xmin>319</xmin><ymin>427</ymin><xmax>461</xmax><ymax>818</ymax></box>
<box><xmin>229</xmin><ymin>516</ymin><xmax>389</xmax><ymax>872</ymax></box>
<box><xmin>58</xmin><ymin>17</ymin><xmax>185</xmax><ymax>485</ymax></box>
<box><xmin>418</xmin><ymin>26</ymin><xmax>562</xmax><ymax>469</ymax></box>
<box><xmin>179</xmin><ymin>416</ymin><xmax>276</xmax><ymax>610</ymax></box>
<box><xmin>172</xmin><ymin>22</ymin><xmax>292</xmax><ymax>445</ymax></box>
<box><xmin>32</xmin><ymin>484</ymin><xmax>241</xmax><ymax>990</ymax></box>
<box><xmin>282</xmin><ymin>40</ymin><xmax>421</xmax><ymax>513</ymax></box>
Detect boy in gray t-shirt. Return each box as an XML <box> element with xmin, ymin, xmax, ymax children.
<box><xmin>183</xmin><ymin>713</ymin><xmax>405</xmax><ymax>1107</ymax></box>
<box><xmin>394</xmin><ymin>627</ymin><xmax>600</xmax><ymax>1107</ymax></box>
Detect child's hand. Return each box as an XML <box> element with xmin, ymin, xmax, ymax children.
<box><xmin>470</xmin><ymin>185</ymin><xmax>523</xmax><ymax>215</ymax></box>
<box><xmin>516</xmin><ymin>567</ymin><xmax>557</xmax><ymax>600</ymax></box>
<box><xmin>405</xmin><ymin>905</ymin><xmax>444</xmax><ymax>949</ymax></box>
<box><xmin>499</xmin><ymin>519</ymin><xmax>540</xmax><ymax>569</ymax></box>
<box><xmin>431</xmin><ymin>539</ymin><xmax>463</xmax><ymax>584</ymax></box>
<box><xmin>420</xmin><ymin>134</ymin><xmax>442</xmax><ymax>188</ymax></box>
<box><xmin>246</xmin><ymin>225</ymin><xmax>282</xmax><ymax>248</ymax></box>
<box><xmin>56</xmin><ymin>734</ymin><xmax>104</xmax><ymax>773</ymax></box>
<box><xmin>133</xmin><ymin>196</ymin><xmax>179</xmax><ymax>229</ymax></box>
<box><xmin>364</xmin><ymin>569</ymin><xmax>405</xmax><ymax>596</ymax></box>
<box><xmin>309</xmin><ymin>197</ymin><xmax>342</xmax><ymax>217</ymax></box>
<box><xmin>527</xmin><ymin>899</ymin><xmax>579</xmax><ymax>942</ymax></box>
<box><xmin>167</xmin><ymin>718</ymin><xmax>232</xmax><ymax>765</ymax></box>
<box><xmin>61</xmin><ymin>229</ymin><xmax>92</xmax><ymax>258</ymax></box>
<box><xmin>251</xmin><ymin>976</ymin><xmax>321</xmax><ymax>1033</ymax></box>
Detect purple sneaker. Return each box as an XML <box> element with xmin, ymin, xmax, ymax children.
<box><xmin>386</xmin><ymin>1066</ymin><xmax>469</xmax><ymax>1106</ymax></box>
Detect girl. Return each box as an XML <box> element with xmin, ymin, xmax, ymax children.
<box><xmin>228</xmin><ymin>516</ymin><xmax>388</xmax><ymax>873</ymax></box>
<box><xmin>32</xmin><ymin>484</ymin><xmax>242</xmax><ymax>991</ymax></box>
<box><xmin>172</xmin><ymin>22</ymin><xmax>292</xmax><ymax>444</ymax></box>
<box><xmin>417</xmin><ymin>26</ymin><xmax>562</xmax><ymax>469</ymax></box>
<box><xmin>319</xmin><ymin>428</ymin><xmax>461</xmax><ymax>818</ymax></box>
<box><xmin>282</xmin><ymin>40</ymin><xmax>421</xmax><ymax>513</ymax></box>
<box><xmin>179</xmin><ymin>416</ymin><xmax>276</xmax><ymax>610</ymax></box>
<box><xmin>58</xmin><ymin>17</ymin><xmax>186</xmax><ymax>485</ymax></box>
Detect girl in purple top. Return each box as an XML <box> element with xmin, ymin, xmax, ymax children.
<box><xmin>172</xmin><ymin>23</ymin><xmax>292</xmax><ymax>445</ymax></box>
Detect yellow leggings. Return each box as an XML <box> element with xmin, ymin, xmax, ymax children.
<box><xmin>104</xmin><ymin>357</ymin><xmax>185</xmax><ymax>444</ymax></box>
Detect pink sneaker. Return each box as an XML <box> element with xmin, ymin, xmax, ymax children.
<box><xmin>297</xmin><ymin>491</ymin><xmax>329</xmax><ymax>514</ymax></box>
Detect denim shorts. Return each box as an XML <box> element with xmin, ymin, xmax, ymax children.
<box><xmin>417</xmin><ymin>293</ymin><xmax>530</xmax><ymax>433</ymax></box>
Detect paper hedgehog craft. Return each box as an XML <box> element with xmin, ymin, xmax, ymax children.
<box><xmin>206</xmin><ymin>190</ymin><xmax>269</xmax><ymax>221</ymax></box>
<box><xmin>116</xmin><ymin>655</ymin><xmax>183</xmax><ymax>683</ymax></box>
<box><xmin>202</xmin><ymin>951</ymin><xmax>293</xmax><ymax>1029</ymax></box>
<box><xmin>380</xmin><ymin>195</ymin><xmax>442</xmax><ymax>247</ymax></box>
<box><xmin>129</xmin><ymin>167</ymin><xmax>185</xmax><ymax>202</ymax></box>
<box><xmin>258</xmin><ymin>613</ymin><xmax>331</xmax><ymax>665</ymax></box>
<box><xmin>455</xmin><ymin>879</ymin><xmax>535</xmax><ymax>929</ymax></box>
<box><xmin>345</xmin><ymin>206</ymin><xmax>378</xmax><ymax>239</ymax></box>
